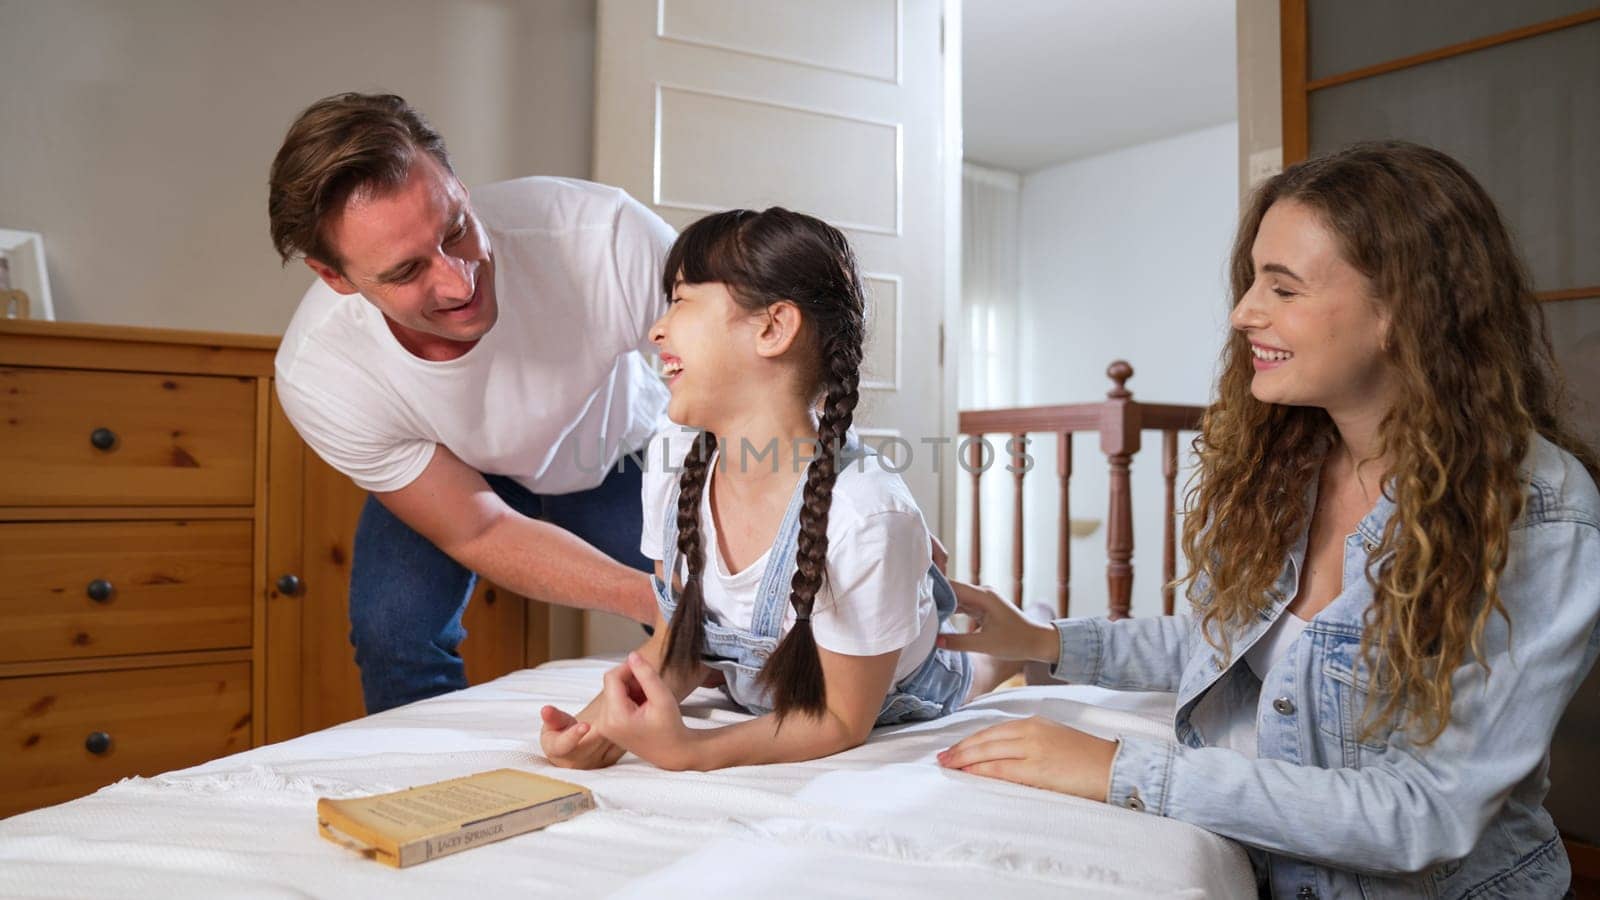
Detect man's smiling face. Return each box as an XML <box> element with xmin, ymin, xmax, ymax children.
<box><xmin>305</xmin><ymin>152</ymin><xmax>498</xmax><ymax>361</ymax></box>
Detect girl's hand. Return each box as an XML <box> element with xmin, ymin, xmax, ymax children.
<box><xmin>936</xmin><ymin>581</ymin><xmax>1060</xmax><ymax>664</ymax></box>
<box><xmin>930</xmin><ymin>533</ymin><xmax>950</xmax><ymax>574</ymax></box>
<box><xmin>936</xmin><ymin>717</ymin><xmax>1117</xmax><ymax>801</ymax></box>
<box><xmin>595</xmin><ymin>652</ymin><xmax>700</xmax><ymax>771</ymax></box>
<box><xmin>539</xmin><ymin>704</ymin><xmax>624</xmax><ymax>769</ymax></box>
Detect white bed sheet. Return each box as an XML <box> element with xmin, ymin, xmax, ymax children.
<box><xmin>0</xmin><ymin>657</ymin><xmax>1252</xmax><ymax>899</ymax></box>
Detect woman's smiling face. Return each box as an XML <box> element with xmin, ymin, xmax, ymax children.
<box><xmin>1230</xmin><ymin>199</ymin><xmax>1397</xmax><ymax>417</ymax></box>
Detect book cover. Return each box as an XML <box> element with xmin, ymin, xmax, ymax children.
<box><xmin>316</xmin><ymin>768</ymin><xmax>594</xmax><ymax>867</ymax></box>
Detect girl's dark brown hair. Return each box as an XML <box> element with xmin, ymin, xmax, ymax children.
<box><xmin>658</xmin><ymin>208</ymin><xmax>866</xmax><ymax>723</ymax></box>
<box><xmin>1184</xmin><ymin>140</ymin><xmax>1598</xmax><ymax>744</ymax></box>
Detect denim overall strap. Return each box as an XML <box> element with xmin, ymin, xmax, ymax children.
<box><xmin>750</xmin><ymin>436</ymin><xmax>876</xmax><ymax>637</ymax></box>
<box><xmin>657</xmin><ymin>448</ymin><xmax>804</xmax><ymax>620</ymax></box>
<box><xmin>746</xmin><ymin>476</ymin><xmax>811</xmax><ymax>638</ymax></box>
<box><xmin>928</xmin><ymin>563</ymin><xmax>958</xmax><ymax>619</ymax></box>
<box><xmin>659</xmin><ymin>472</ymin><xmax>682</xmax><ymax>605</ymax></box>
<box><xmin>658</xmin><ymin>436</ymin><xmax>871</xmax><ymax>627</ymax></box>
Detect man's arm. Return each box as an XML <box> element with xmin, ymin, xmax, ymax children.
<box><xmin>375</xmin><ymin>444</ymin><xmax>655</xmax><ymax>622</ymax></box>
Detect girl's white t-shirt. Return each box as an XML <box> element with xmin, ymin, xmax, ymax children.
<box><xmin>639</xmin><ymin>426</ymin><xmax>940</xmax><ymax>683</ymax></box>
<box><xmin>275</xmin><ymin>177</ymin><xmax>675</xmax><ymax>496</ymax></box>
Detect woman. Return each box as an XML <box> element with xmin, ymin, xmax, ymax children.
<box><xmin>937</xmin><ymin>141</ymin><xmax>1600</xmax><ymax>898</ymax></box>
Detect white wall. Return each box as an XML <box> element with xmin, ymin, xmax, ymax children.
<box><xmin>1003</xmin><ymin>122</ymin><xmax>1239</xmax><ymax>619</ymax></box>
<box><xmin>0</xmin><ymin>0</ymin><xmax>595</xmax><ymax>335</ymax></box>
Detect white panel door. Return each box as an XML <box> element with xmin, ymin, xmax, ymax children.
<box><xmin>590</xmin><ymin>0</ymin><xmax>954</xmax><ymax>652</ymax></box>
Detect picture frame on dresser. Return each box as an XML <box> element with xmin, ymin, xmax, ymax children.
<box><xmin>0</xmin><ymin>229</ymin><xmax>54</xmax><ymax>321</ymax></box>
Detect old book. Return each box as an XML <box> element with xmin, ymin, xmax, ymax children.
<box><xmin>316</xmin><ymin>768</ymin><xmax>594</xmax><ymax>867</ymax></box>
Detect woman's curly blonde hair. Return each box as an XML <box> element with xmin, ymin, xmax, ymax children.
<box><xmin>1182</xmin><ymin>141</ymin><xmax>1598</xmax><ymax>744</ymax></box>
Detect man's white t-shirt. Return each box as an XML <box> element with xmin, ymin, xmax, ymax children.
<box><xmin>638</xmin><ymin>427</ymin><xmax>941</xmax><ymax>683</ymax></box>
<box><xmin>275</xmin><ymin>177</ymin><xmax>674</xmax><ymax>496</ymax></box>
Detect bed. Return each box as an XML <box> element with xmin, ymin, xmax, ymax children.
<box><xmin>0</xmin><ymin>655</ymin><xmax>1252</xmax><ymax>898</ymax></box>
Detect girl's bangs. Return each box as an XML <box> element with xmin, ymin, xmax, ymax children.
<box><xmin>662</xmin><ymin>211</ymin><xmax>755</xmax><ymax>297</ymax></box>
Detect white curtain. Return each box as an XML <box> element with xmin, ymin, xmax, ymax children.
<box><xmin>960</xmin><ymin>162</ymin><xmax>1022</xmax><ymax>408</ymax></box>
<box><xmin>956</xmin><ymin>162</ymin><xmax>1023</xmax><ymax>590</ymax></box>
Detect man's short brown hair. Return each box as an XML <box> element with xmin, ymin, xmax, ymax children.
<box><xmin>268</xmin><ymin>92</ymin><xmax>453</xmax><ymax>271</ymax></box>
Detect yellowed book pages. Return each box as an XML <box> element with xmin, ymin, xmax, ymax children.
<box><xmin>316</xmin><ymin>768</ymin><xmax>594</xmax><ymax>867</ymax></box>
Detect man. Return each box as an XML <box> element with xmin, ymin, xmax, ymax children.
<box><xmin>268</xmin><ymin>92</ymin><xmax>670</xmax><ymax>713</ymax></box>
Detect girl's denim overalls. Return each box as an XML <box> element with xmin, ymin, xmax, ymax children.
<box><xmin>652</xmin><ymin>448</ymin><xmax>971</xmax><ymax>724</ymax></box>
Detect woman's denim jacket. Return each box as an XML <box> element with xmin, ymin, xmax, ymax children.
<box><xmin>1048</xmin><ymin>435</ymin><xmax>1600</xmax><ymax>899</ymax></box>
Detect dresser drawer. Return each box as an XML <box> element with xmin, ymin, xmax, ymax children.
<box><xmin>0</xmin><ymin>367</ymin><xmax>256</xmax><ymax>506</ymax></box>
<box><xmin>0</xmin><ymin>520</ymin><xmax>254</xmax><ymax>663</ymax></box>
<box><xmin>0</xmin><ymin>662</ymin><xmax>251</xmax><ymax>817</ymax></box>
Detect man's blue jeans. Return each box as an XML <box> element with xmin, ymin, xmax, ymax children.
<box><xmin>348</xmin><ymin>456</ymin><xmax>650</xmax><ymax>714</ymax></box>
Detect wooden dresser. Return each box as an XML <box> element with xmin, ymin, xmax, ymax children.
<box><xmin>0</xmin><ymin>320</ymin><xmax>547</xmax><ymax>818</ymax></box>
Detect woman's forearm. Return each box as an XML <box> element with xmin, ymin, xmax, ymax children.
<box><xmin>1050</xmin><ymin>614</ymin><xmax>1193</xmax><ymax>691</ymax></box>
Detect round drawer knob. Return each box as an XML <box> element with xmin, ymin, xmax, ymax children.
<box><xmin>85</xmin><ymin>731</ymin><xmax>113</xmax><ymax>755</ymax></box>
<box><xmin>89</xmin><ymin>427</ymin><xmax>118</xmax><ymax>451</ymax></box>
<box><xmin>86</xmin><ymin>579</ymin><xmax>115</xmax><ymax>603</ymax></box>
<box><xmin>276</xmin><ymin>574</ymin><xmax>303</xmax><ymax>597</ymax></box>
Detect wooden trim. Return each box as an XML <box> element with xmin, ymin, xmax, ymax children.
<box><xmin>250</xmin><ymin>379</ymin><xmax>270</xmax><ymax>747</ymax></box>
<box><xmin>0</xmin><ymin>319</ymin><xmax>278</xmax><ymax>378</ymax></box>
<box><xmin>0</xmin><ymin>647</ymin><xmax>252</xmax><ymax>678</ymax></box>
<box><xmin>1307</xmin><ymin>8</ymin><xmax>1600</xmax><ymax>92</ymax></box>
<box><xmin>960</xmin><ymin>405</ymin><xmax>1104</xmax><ymax>435</ymax></box>
<box><xmin>1056</xmin><ymin>433</ymin><xmax>1072</xmax><ymax>618</ymax></box>
<box><xmin>1011</xmin><ymin>433</ymin><xmax>1025</xmax><ymax>606</ymax></box>
<box><xmin>968</xmin><ymin>439</ymin><xmax>983</xmax><ymax>584</ymax></box>
<box><xmin>527</xmin><ymin>600</ymin><xmax>548</xmax><ymax>667</ymax></box>
<box><xmin>1279</xmin><ymin>0</ymin><xmax>1309</xmax><ymax>165</ymax></box>
<box><xmin>960</xmin><ymin>363</ymin><xmax>1206</xmax><ymax>620</ymax></box>
<box><xmin>460</xmin><ymin>582</ymin><xmax>528</xmax><ymax>686</ymax></box>
<box><xmin>1141</xmin><ymin>403</ymin><xmax>1206</xmax><ymax>431</ymax></box>
<box><xmin>262</xmin><ymin>385</ymin><xmax>306</xmax><ymax>743</ymax></box>
<box><xmin>1567</xmin><ymin>836</ymin><xmax>1600</xmax><ymax>882</ymax></box>
<box><xmin>1537</xmin><ymin>286</ymin><xmax>1600</xmax><ymax>304</ymax></box>
<box><xmin>0</xmin><ymin>506</ymin><xmax>254</xmax><ymax>522</ymax></box>
<box><xmin>960</xmin><ymin>402</ymin><xmax>1204</xmax><ymax>437</ymax></box>
<box><xmin>1162</xmin><ymin>430</ymin><xmax>1179</xmax><ymax>617</ymax></box>
<box><xmin>0</xmin><ymin>319</ymin><xmax>279</xmax><ymax>350</ymax></box>
<box><xmin>0</xmin><ymin>338</ymin><xmax>274</xmax><ymax>377</ymax></box>
<box><xmin>1286</xmin><ymin>9</ymin><xmax>1598</xmax><ymax>310</ymax></box>
<box><xmin>295</xmin><ymin>453</ymin><xmax>369</xmax><ymax>732</ymax></box>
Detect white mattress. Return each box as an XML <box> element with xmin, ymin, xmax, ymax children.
<box><xmin>0</xmin><ymin>656</ymin><xmax>1252</xmax><ymax>898</ymax></box>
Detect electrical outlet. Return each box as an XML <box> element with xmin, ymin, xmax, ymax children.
<box><xmin>1248</xmin><ymin>147</ymin><xmax>1283</xmax><ymax>187</ymax></box>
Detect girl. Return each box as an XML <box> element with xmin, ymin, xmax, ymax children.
<box><xmin>540</xmin><ymin>208</ymin><xmax>1003</xmax><ymax>771</ymax></box>
<box><xmin>938</xmin><ymin>141</ymin><xmax>1600</xmax><ymax>898</ymax></box>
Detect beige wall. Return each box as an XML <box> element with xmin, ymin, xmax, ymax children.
<box><xmin>0</xmin><ymin>0</ymin><xmax>596</xmax><ymax>335</ymax></box>
<box><xmin>1236</xmin><ymin>0</ymin><xmax>1282</xmax><ymax>197</ymax></box>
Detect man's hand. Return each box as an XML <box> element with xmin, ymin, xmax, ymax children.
<box><xmin>937</xmin><ymin>716</ymin><xmax>1118</xmax><ymax>802</ymax></box>
<box><xmin>936</xmin><ymin>581</ymin><xmax>1060</xmax><ymax>664</ymax></box>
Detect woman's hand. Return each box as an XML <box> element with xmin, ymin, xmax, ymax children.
<box><xmin>936</xmin><ymin>581</ymin><xmax>1060</xmax><ymax>664</ymax></box>
<box><xmin>937</xmin><ymin>716</ymin><xmax>1118</xmax><ymax>801</ymax></box>
<box><xmin>594</xmin><ymin>652</ymin><xmax>701</xmax><ymax>771</ymax></box>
